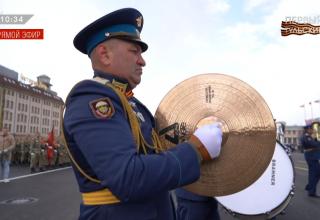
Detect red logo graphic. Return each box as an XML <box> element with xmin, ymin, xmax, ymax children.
<box><xmin>0</xmin><ymin>29</ymin><xmax>44</xmax><ymax>39</ymax></box>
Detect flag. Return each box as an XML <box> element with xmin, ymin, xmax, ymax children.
<box><xmin>315</xmin><ymin>100</ymin><xmax>320</xmax><ymax>103</ymax></box>
<box><xmin>47</xmin><ymin>126</ymin><xmax>55</xmax><ymax>147</ymax></box>
<box><xmin>47</xmin><ymin>126</ymin><xmax>55</xmax><ymax>165</ymax></box>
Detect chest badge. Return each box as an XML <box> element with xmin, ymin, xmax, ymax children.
<box><xmin>89</xmin><ymin>97</ymin><xmax>115</xmax><ymax>119</ymax></box>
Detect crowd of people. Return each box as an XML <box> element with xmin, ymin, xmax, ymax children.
<box><xmin>0</xmin><ymin>128</ymin><xmax>71</xmax><ymax>183</ymax></box>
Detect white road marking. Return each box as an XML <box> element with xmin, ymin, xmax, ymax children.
<box><xmin>7</xmin><ymin>167</ymin><xmax>72</xmax><ymax>181</ymax></box>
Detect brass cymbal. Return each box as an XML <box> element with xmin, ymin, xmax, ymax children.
<box><xmin>155</xmin><ymin>73</ymin><xmax>276</xmax><ymax>196</ymax></box>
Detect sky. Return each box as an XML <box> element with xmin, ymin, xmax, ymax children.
<box><xmin>0</xmin><ymin>0</ymin><xmax>320</xmax><ymax>126</ymax></box>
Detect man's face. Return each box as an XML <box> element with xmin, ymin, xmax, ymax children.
<box><xmin>306</xmin><ymin>127</ymin><xmax>313</xmax><ymax>135</ymax></box>
<box><xmin>107</xmin><ymin>39</ymin><xmax>146</xmax><ymax>89</ymax></box>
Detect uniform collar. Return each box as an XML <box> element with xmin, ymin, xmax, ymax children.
<box><xmin>94</xmin><ymin>70</ymin><xmax>134</xmax><ymax>98</ymax></box>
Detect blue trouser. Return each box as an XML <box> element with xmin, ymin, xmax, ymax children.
<box><xmin>176</xmin><ymin>196</ymin><xmax>220</xmax><ymax>220</ymax></box>
<box><xmin>0</xmin><ymin>159</ymin><xmax>11</xmax><ymax>180</ymax></box>
<box><xmin>304</xmin><ymin>153</ymin><xmax>320</xmax><ymax>195</ymax></box>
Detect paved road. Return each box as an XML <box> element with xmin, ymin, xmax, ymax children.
<box><xmin>0</xmin><ymin>166</ymin><xmax>80</xmax><ymax>220</ymax></box>
<box><xmin>0</xmin><ymin>151</ymin><xmax>319</xmax><ymax>220</ymax></box>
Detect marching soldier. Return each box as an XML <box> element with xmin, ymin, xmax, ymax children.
<box><xmin>12</xmin><ymin>135</ymin><xmax>21</xmax><ymax>165</ymax></box>
<box><xmin>30</xmin><ymin>132</ymin><xmax>46</xmax><ymax>173</ymax></box>
<box><xmin>58</xmin><ymin>139</ymin><xmax>70</xmax><ymax>166</ymax></box>
<box><xmin>300</xmin><ymin>124</ymin><xmax>320</xmax><ymax>198</ymax></box>
<box><xmin>21</xmin><ymin>135</ymin><xmax>31</xmax><ymax>165</ymax></box>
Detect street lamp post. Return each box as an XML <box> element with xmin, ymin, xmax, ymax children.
<box><xmin>300</xmin><ymin>104</ymin><xmax>307</xmax><ymax>121</ymax></box>
<box><xmin>309</xmin><ymin>102</ymin><xmax>314</xmax><ymax>120</ymax></box>
<box><xmin>315</xmin><ymin>99</ymin><xmax>320</xmax><ymax>118</ymax></box>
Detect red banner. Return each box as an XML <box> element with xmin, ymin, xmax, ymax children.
<box><xmin>0</xmin><ymin>29</ymin><xmax>44</xmax><ymax>39</ymax></box>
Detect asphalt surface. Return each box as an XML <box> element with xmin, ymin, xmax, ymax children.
<box><xmin>0</xmin><ymin>151</ymin><xmax>319</xmax><ymax>220</ymax></box>
<box><xmin>0</xmin><ymin>166</ymin><xmax>80</xmax><ymax>220</ymax></box>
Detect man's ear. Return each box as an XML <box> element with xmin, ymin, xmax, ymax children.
<box><xmin>96</xmin><ymin>43</ymin><xmax>112</xmax><ymax>66</ymax></box>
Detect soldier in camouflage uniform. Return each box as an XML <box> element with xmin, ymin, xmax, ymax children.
<box><xmin>12</xmin><ymin>135</ymin><xmax>21</xmax><ymax>165</ymax></box>
<box><xmin>58</xmin><ymin>138</ymin><xmax>70</xmax><ymax>166</ymax></box>
<box><xmin>21</xmin><ymin>135</ymin><xmax>31</xmax><ymax>165</ymax></box>
<box><xmin>30</xmin><ymin>132</ymin><xmax>46</xmax><ymax>173</ymax></box>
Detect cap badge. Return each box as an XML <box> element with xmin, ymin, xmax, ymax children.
<box><xmin>136</xmin><ymin>16</ymin><xmax>142</xmax><ymax>27</ymax></box>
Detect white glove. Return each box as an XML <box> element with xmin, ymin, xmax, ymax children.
<box><xmin>4</xmin><ymin>149</ymin><xmax>8</xmax><ymax>153</ymax></box>
<box><xmin>193</xmin><ymin>123</ymin><xmax>222</xmax><ymax>159</ymax></box>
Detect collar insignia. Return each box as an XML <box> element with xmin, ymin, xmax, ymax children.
<box><xmin>112</xmin><ymin>79</ymin><xmax>128</xmax><ymax>93</ymax></box>
<box><xmin>89</xmin><ymin>98</ymin><xmax>115</xmax><ymax>119</ymax></box>
<box><xmin>111</xmin><ymin>79</ymin><xmax>134</xmax><ymax>98</ymax></box>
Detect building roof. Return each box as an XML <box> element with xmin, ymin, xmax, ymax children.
<box><xmin>285</xmin><ymin>125</ymin><xmax>303</xmax><ymax>130</ymax></box>
<box><xmin>0</xmin><ymin>64</ymin><xmax>18</xmax><ymax>80</ymax></box>
<box><xmin>0</xmin><ymin>74</ymin><xmax>64</xmax><ymax>104</ymax></box>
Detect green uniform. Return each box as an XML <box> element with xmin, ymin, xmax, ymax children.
<box><xmin>12</xmin><ymin>137</ymin><xmax>21</xmax><ymax>164</ymax></box>
<box><xmin>21</xmin><ymin>137</ymin><xmax>31</xmax><ymax>164</ymax></box>
<box><xmin>57</xmin><ymin>142</ymin><xmax>70</xmax><ymax>166</ymax></box>
<box><xmin>30</xmin><ymin>136</ymin><xmax>45</xmax><ymax>172</ymax></box>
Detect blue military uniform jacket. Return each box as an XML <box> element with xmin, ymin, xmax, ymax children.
<box><xmin>300</xmin><ymin>132</ymin><xmax>320</xmax><ymax>160</ymax></box>
<box><xmin>63</xmin><ymin>71</ymin><xmax>200</xmax><ymax>220</ymax></box>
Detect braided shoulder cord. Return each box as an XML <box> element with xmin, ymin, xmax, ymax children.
<box><xmin>61</xmin><ymin>79</ymin><xmax>163</xmax><ymax>183</ymax></box>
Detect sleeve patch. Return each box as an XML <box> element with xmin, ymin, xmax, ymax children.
<box><xmin>89</xmin><ymin>97</ymin><xmax>115</xmax><ymax>119</ymax></box>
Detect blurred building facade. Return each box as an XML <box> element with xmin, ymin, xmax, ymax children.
<box><xmin>283</xmin><ymin>125</ymin><xmax>303</xmax><ymax>150</ymax></box>
<box><xmin>0</xmin><ymin>64</ymin><xmax>64</xmax><ymax>137</ymax></box>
